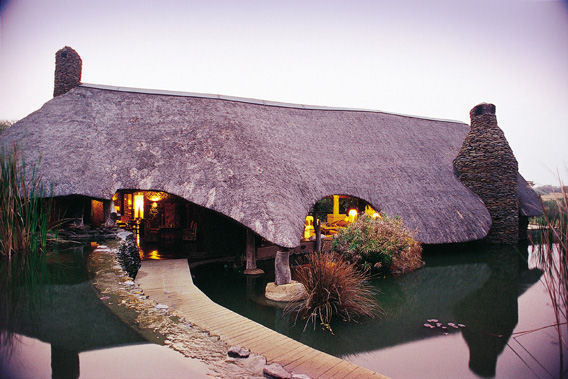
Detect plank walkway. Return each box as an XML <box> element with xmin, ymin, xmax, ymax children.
<box><xmin>136</xmin><ymin>259</ymin><xmax>387</xmax><ymax>378</ymax></box>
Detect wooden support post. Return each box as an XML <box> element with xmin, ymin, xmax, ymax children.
<box><xmin>244</xmin><ymin>229</ymin><xmax>264</xmax><ymax>275</ymax></box>
<box><xmin>315</xmin><ymin>218</ymin><xmax>321</xmax><ymax>253</ymax></box>
<box><xmin>275</xmin><ymin>248</ymin><xmax>291</xmax><ymax>285</ymax></box>
<box><xmin>103</xmin><ymin>200</ymin><xmax>115</xmax><ymax>227</ymax></box>
<box><xmin>333</xmin><ymin>195</ymin><xmax>340</xmax><ymax>215</ymax></box>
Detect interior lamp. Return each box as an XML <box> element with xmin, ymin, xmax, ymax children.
<box><xmin>348</xmin><ymin>209</ymin><xmax>358</xmax><ymax>223</ymax></box>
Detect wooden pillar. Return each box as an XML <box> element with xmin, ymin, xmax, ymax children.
<box><xmin>244</xmin><ymin>229</ymin><xmax>264</xmax><ymax>275</ymax></box>
<box><xmin>275</xmin><ymin>248</ymin><xmax>291</xmax><ymax>285</ymax></box>
<box><xmin>103</xmin><ymin>200</ymin><xmax>115</xmax><ymax>227</ymax></box>
<box><xmin>315</xmin><ymin>218</ymin><xmax>321</xmax><ymax>253</ymax></box>
<box><xmin>333</xmin><ymin>195</ymin><xmax>340</xmax><ymax>215</ymax></box>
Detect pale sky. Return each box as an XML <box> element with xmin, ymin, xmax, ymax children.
<box><xmin>1</xmin><ymin>0</ymin><xmax>567</xmax><ymax>185</ymax></box>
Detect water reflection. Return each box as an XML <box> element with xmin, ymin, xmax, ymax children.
<box><xmin>453</xmin><ymin>247</ymin><xmax>533</xmax><ymax>377</ymax></box>
<box><xmin>194</xmin><ymin>244</ymin><xmax>543</xmax><ymax>377</ymax></box>
<box><xmin>0</xmin><ymin>245</ymin><xmax>147</xmax><ymax>378</ymax></box>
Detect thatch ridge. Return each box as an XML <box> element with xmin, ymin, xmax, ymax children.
<box><xmin>81</xmin><ymin>83</ymin><xmax>465</xmax><ymax>124</ymax></box>
<box><xmin>2</xmin><ymin>85</ymin><xmax>497</xmax><ymax>247</ymax></box>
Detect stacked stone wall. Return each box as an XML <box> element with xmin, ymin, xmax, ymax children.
<box><xmin>54</xmin><ymin>46</ymin><xmax>82</xmax><ymax>97</ymax></box>
<box><xmin>454</xmin><ymin>103</ymin><xmax>519</xmax><ymax>244</ymax></box>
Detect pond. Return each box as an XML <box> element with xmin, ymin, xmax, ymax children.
<box><xmin>193</xmin><ymin>244</ymin><xmax>567</xmax><ymax>378</ymax></box>
<box><xmin>0</xmin><ymin>244</ymin><xmax>207</xmax><ymax>379</ymax></box>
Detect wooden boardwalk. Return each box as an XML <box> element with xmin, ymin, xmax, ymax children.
<box><xmin>136</xmin><ymin>259</ymin><xmax>387</xmax><ymax>378</ymax></box>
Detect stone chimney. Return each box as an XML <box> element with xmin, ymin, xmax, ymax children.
<box><xmin>54</xmin><ymin>46</ymin><xmax>82</xmax><ymax>97</ymax></box>
<box><xmin>453</xmin><ymin>103</ymin><xmax>519</xmax><ymax>244</ymax></box>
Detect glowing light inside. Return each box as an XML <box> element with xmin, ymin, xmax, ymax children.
<box><xmin>348</xmin><ymin>209</ymin><xmax>358</xmax><ymax>223</ymax></box>
<box><xmin>304</xmin><ymin>215</ymin><xmax>315</xmax><ymax>240</ymax></box>
<box><xmin>333</xmin><ymin>195</ymin><xmax>340</xmax><ymax>215</ymax></box>
<box><xmin>146</xmin><ymin>191</ymin><xmax>167</xmax><ymax>202</ymax></box>
<box><xmin>364</xmin><ymin>205</ymin><xmax>381</xmax><ymax>219</ymax></box>
<box><xmin>134</xmin><ymin>193</ymin><xmax>144</xmax><ymax>219</ymax></box>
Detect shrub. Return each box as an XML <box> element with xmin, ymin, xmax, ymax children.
<box><xmin>288</xmin><ymin>251</ymin><xmax>380</xmax><ymax>333</ymax></box>
<box><xmin>332</xmin><ymin>214</ymin><xmax>423</xmax><ymax>276</ymax></box>
<box><xmin>532</xmin><ymin>198</ymin><xmax>567</xmax><ymax>227</ymax></box>
<box><xmin>0</xmin><ymin>120</ymin><xmax>14</xmax><ymax>135</ymax></box>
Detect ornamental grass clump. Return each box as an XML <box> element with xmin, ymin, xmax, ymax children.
<box><xmin>332</xmin><ymin>214</ymin><xmax>423</xmax><ymax>276</ymax></box>
<box><xmin>288</xmin><ymin>251</ymin><xmax>381</xmax><ymax>333</ymax></box>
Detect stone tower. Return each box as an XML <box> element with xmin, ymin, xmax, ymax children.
<box><xmin>454</xmin><ymin>103</ymin><xmax>519</xmax><ymax>244</ymax></box>
<box><xmin>53</xmin><ymin>46</ymin><xmax>82</xmax><ymax>97</ymax></box>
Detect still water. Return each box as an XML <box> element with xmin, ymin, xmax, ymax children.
<box><xmin>0</xmin><ymin>245</ymin><xmax>207</xmax><ymax>379</ymax></box>
<box><xmin>193</xmin><ymin>244</ymin><xmax>567</xmax><ymax>378</ymax></box>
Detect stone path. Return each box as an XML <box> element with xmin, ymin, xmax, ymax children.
<box><xmin>136</xmin><ymin>259</ymin><xmax>387</xmax><ymax>378</ymax></box>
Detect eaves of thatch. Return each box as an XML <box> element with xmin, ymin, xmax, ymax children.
<box><xmin>517</xmin><ymin>175</ymin><xmax>542</xmax><ymax>217</ymax></box>
<box><xmin>2</xmin><ymin>83</ymin><xmax>534</xmax><ymax>247</ymax></box>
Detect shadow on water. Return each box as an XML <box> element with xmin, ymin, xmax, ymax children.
<box><xmin>193</xmin><ymin>244</ymin><xmax>542</xmax><ymax>377</ymax></box>
<box><xmin>0</xmin><ymin>244</ymin><xmax>147</xmax><ymax>379</ymax></box>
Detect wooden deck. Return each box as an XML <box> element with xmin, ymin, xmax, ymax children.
<box><xmin>135</xmin><ymin>259</ymin><xmax>387</xmax><ymax>378</ymax></box>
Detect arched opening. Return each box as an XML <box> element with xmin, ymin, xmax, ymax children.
<box><xmin>112</xmin><ymin>190</ymin><xmax>246</xmax><ymax>262</ymax></box>
<box><xmin>111</xmin><ymin>189</ymin><xmax>245</xmax><ymax>261</ymax></box>
<box><xmin>304</xmin><ymin>194</ymin><xmax>380</xmax><ymax>242</ymax></box>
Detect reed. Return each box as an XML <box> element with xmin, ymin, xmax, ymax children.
<box><xmin>288</xmin><ymin>251</ymin><xmax>381</xmax><ymax>334</ymax></box>
<box><xmin>0</xmin><ymin>147</ymin><xmax>53</xmax><ymax>259</ymax></box>
<box><xmin>533</xmin><ymin>182</ymin><xmax>567</xmax><ymax>378</ymax></box>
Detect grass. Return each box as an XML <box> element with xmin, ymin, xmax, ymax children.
<box><xmin>287</xmin><ymin>251</ymin><xmax>381</xmax><ymax>334</ymax></box>
<box><xmin>532</xmin><ymin>182</ymin><xmax>567</xmax><ymax>378</ymax></box>
<box><xmin>0</xmin><ymin>147</ymin><xmax>54</xmax><ymax>260</ymax></box>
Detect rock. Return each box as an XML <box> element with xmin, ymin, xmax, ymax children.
<box><xmin>124</xmin><ymin>280</ymin><xmax>135</xmax><ymax>286</ymax></box>
<box><xmin>155</xmin><ymin>304</ymin><xmax>169</xmax><ymax>310</ymax></box>
<box><xmin>265</xmin><ymin>281</ymin><xmax>307</xmax><ymax>302</ymax></box>
<box><xmin>263</xmin><ymin>363</ymin><xmax>292</xmax><ymax>378</ymax></box>
<box><xmin>292</xmin><ymin>374</ymin><xmax>312</xmax><ymax>379</ymax></box>
<box><xmin>228</xmin><ymin>346</ymin><xmax>250</xmax><ymax>358</ymax></box>
<box><xmin>241</xmin><ymin>354</ymin><xmax>266</xmax><ymax>373</ymax></box>
<box><xmin>117</xmin><ymin>232</ymin><xmax>141</xmax><ymax>277</ymax></box>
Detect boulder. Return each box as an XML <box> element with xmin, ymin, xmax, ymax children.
<box><xmin>263</xmin><ymin>363</ymin><xmax>291</xmax><ymax>378</ymax></box>
<box><xmin>228</xmin><ymin>346</ymin><xmax>250</xmax><ymax>358</ymax></box>
<box><xmin>265</xmin><ymin>281</ymin><xmax>307</xmax><ymax>302</ymax></box>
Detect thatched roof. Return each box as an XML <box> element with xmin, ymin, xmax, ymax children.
<box><xmin>518</xmin><ymin>175</ymin><xmax>542</xmax><ymax>217</ymax></box>
<box><xmin>0</xmin><ymin>84</ymin><xmax>538</xmax><ymax>247</ymax></box>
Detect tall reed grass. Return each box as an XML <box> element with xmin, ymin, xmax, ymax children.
<box><xmin>288</xmin><ymin>251</ymin><xmax>381</xmax><ymax>334</ymax></box>
<box><xmin>533</xmin><ymin>182</ymin><xmax>567</xmax><ymax>377</ymax></box>
<box><xmin>0</xmin><ymin>147</ymin><xmax>53</xmax><ymax>260</ymax></box>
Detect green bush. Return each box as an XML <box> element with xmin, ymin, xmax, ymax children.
<box><xmin>331</xmin><ymin>214</ymin><xmax>423</xmax><ymax>276</ymax></box>
<box><xmin>0</xmin><ymin>120</ymin><xmax>14</xmax><ymax>135</ymax></box>
<box><xmin>289</xmin><ymin>251</ymin><xmax>380</xmax><ymax>333</ymax></box>
<box><xmin>532</xmin><ymin>199</ymin><xmax>567</xmax><ymax>227</ymax></box>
